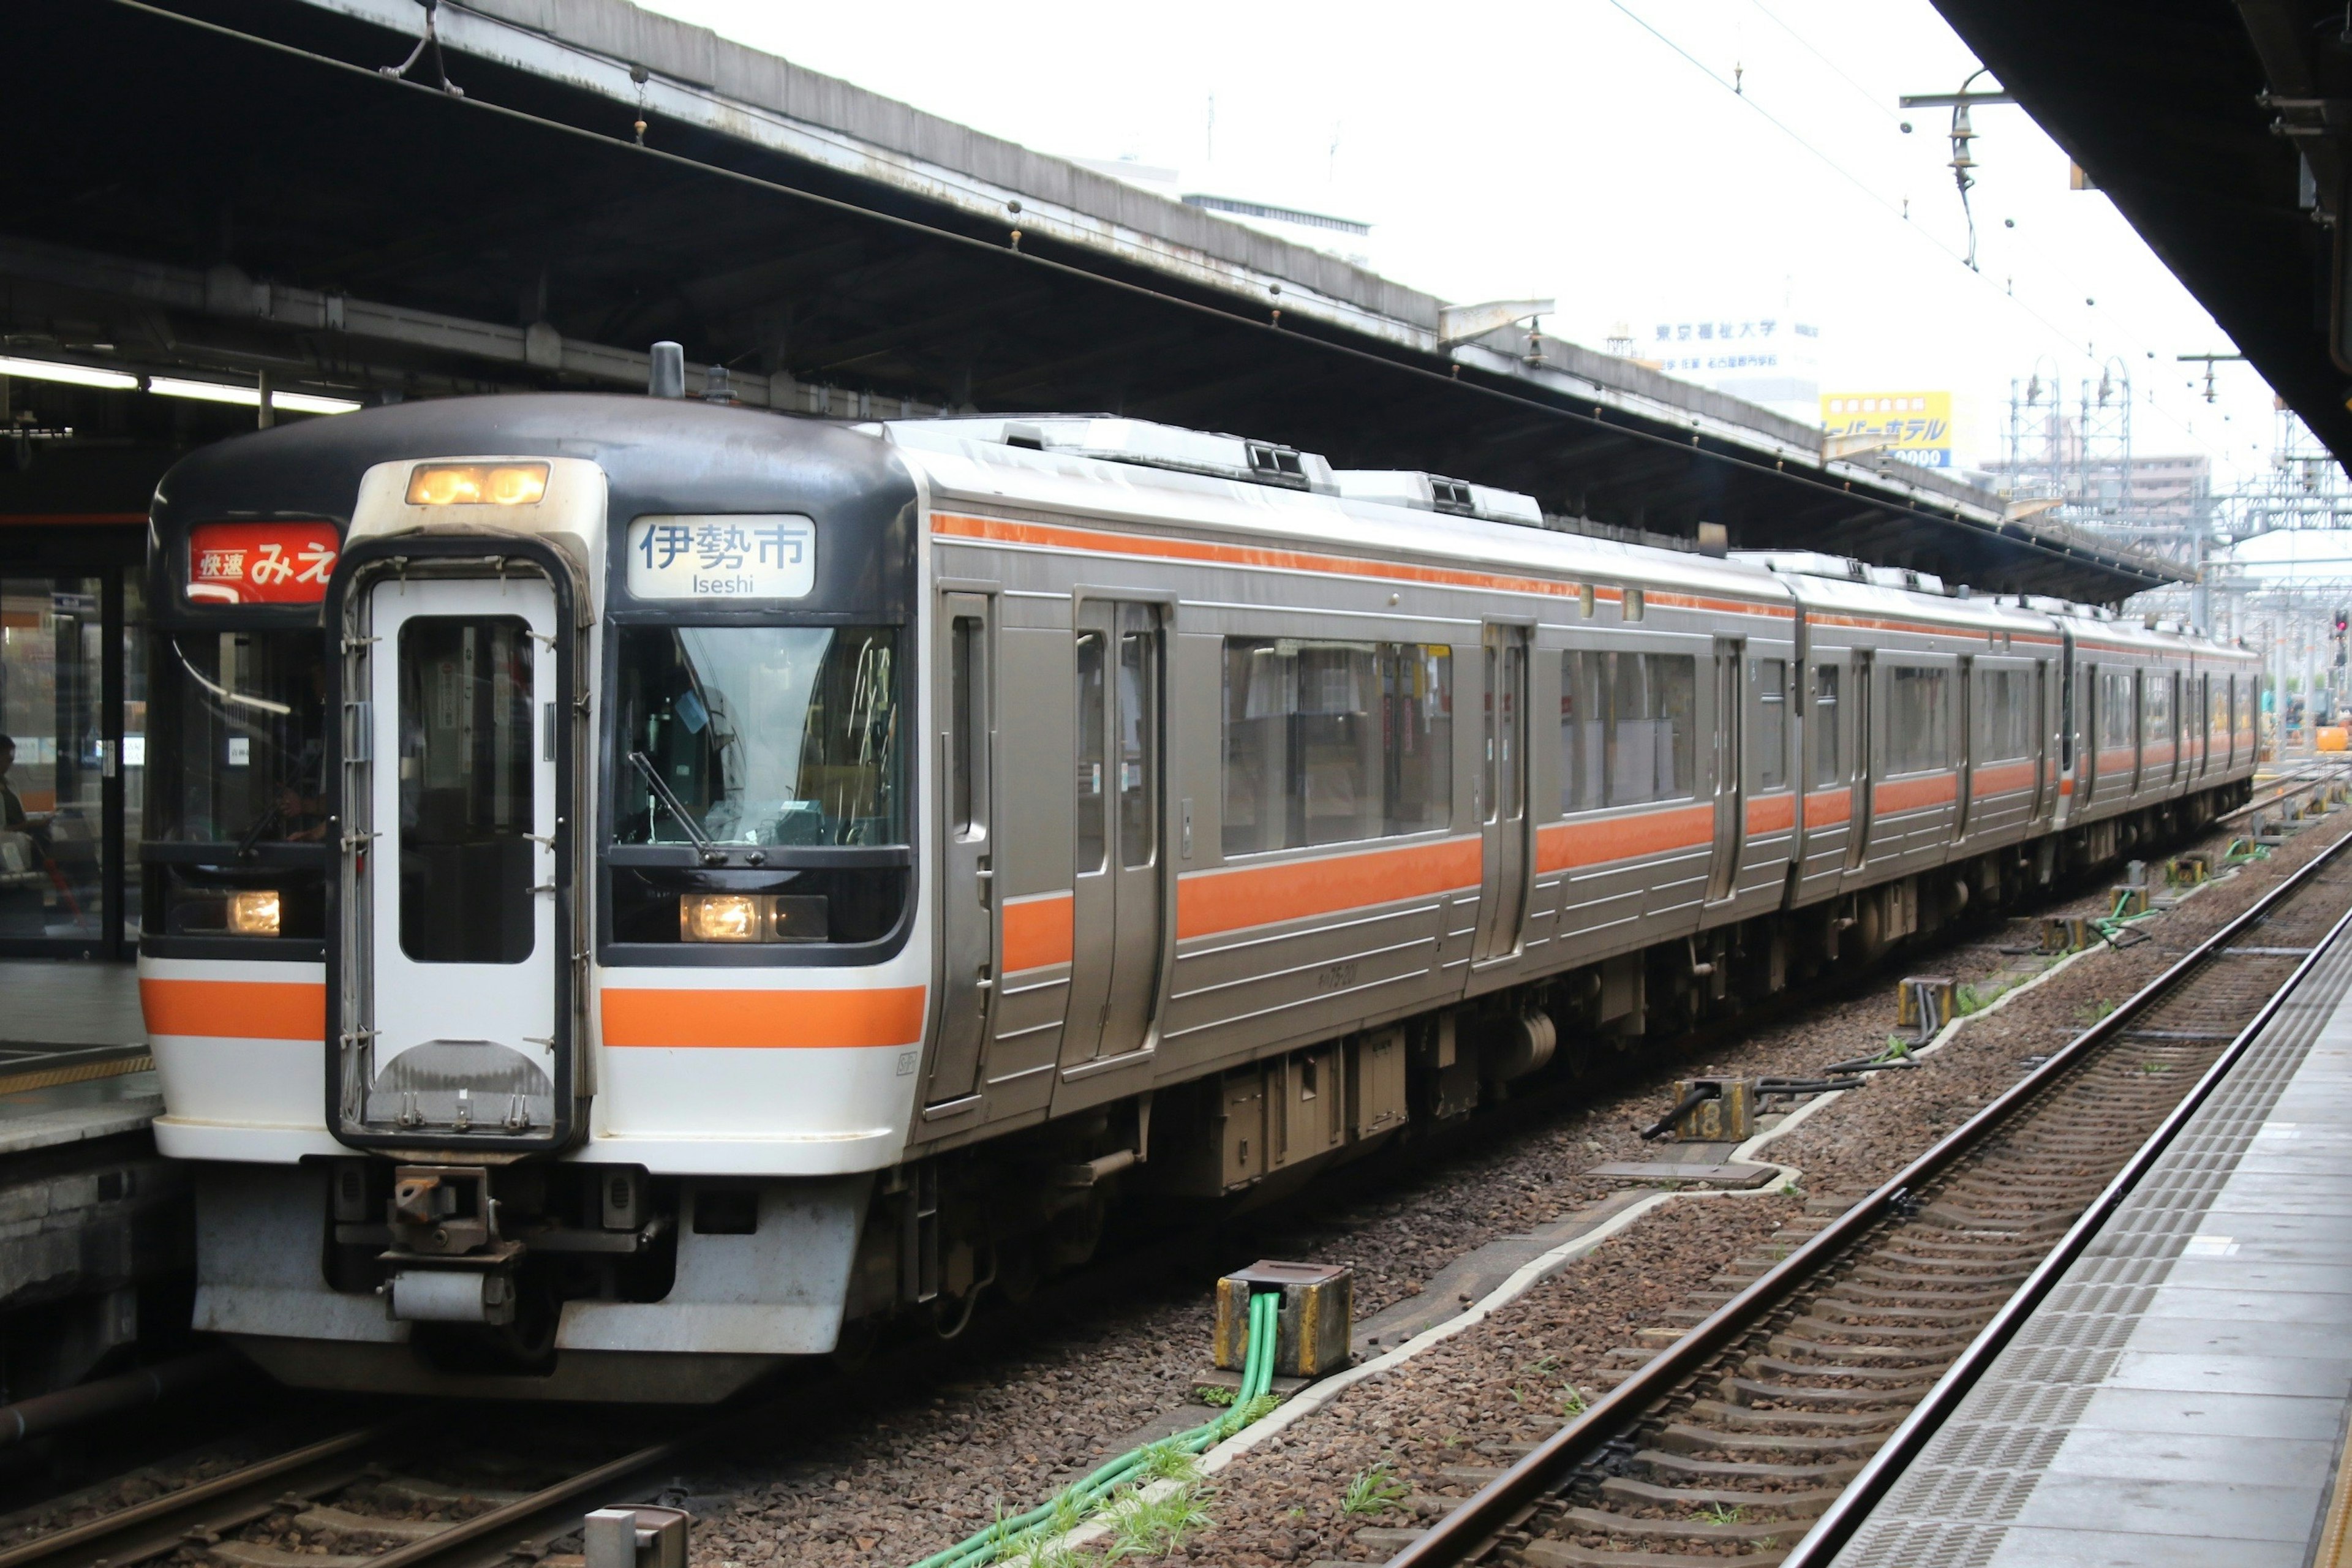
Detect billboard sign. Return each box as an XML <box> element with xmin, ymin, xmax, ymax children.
<box><xmin>1821</xmin><ymin>392</ymin><xmax>1954</xmax><ymax>468</ymax></box>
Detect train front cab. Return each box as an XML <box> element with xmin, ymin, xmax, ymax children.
<box><xmin>140</xmin><ymin>401</ymin><xmax>941</xmax><ymax>1401</ymax></box>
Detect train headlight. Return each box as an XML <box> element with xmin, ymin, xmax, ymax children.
<box><xmin>225</xmin><ymin>889</ymin><xmax>282</xmax><ymax>937</ymax></box>
<box><xmin>405</xmin><ymin>462</ymin><xmax>549</xmax><ymax>507</ymax></box>
<box><xmin>680</xmin><ymin>892</ymin><xmax>766</xmax><ymax>943</ymax></box>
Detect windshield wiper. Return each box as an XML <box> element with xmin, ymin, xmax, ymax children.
<box><xmin>629</xmin><ymin>751</ymin><xmax>725</xmax><ymax>865</ymax></box>
<box><xmin>235</xmin><ymin>802</ymin><xmax>284</xmax><ymax>861</ymax></box>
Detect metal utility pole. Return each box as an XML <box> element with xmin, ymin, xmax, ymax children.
<box><xmin>2178</xmin><ymin>351</ymin><xmax>2245</xmax><ymax>404</ymax></box>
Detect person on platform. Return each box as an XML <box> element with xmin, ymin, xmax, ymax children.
<box><xmin>0</xmin><ymin>734</ymin><xmax>50</xmax><ymax>832</ymax></box>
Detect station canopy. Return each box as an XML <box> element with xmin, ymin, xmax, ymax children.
<box><xmin>1931</xmin><ymin>0</ymin><xmax>2352</xmax><ymax>481</ymax></box>
<box><xmin>2</xmin><ymin>0</ymin><xmax>2182</xmax><ymax>600</ymax></box>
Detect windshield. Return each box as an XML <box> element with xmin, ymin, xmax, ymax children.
<box><xmin>153</xmin><ymin>630</ymin><xmax>330</xmax><ymax>845</ymax></box>
<box><xmin>612</xmin><ymin>625</ymin><xmax>903</xmax><ymax>848</ymax></box>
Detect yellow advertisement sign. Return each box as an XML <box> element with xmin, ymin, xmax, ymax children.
<box><xmin>1821</xmin><ymin>391</ymin><xmax>1953</xmax><ymax>468</ymax></box>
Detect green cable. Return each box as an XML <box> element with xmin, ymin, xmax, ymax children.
<box><xmin>906</xmin><ymin>1290</ymin><xmax>1284</xmax><ymax>1568</ymax></box>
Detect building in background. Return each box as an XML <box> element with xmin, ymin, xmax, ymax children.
<box><xmin>1821</xmin><ymin>391</ymin><xmax>1958</xmax><ymax>469</ymax></box>
<box><xmin>1644</xmin><ymin>311</ymin><xmax>1821</xmax><ymax>424</ymax></box>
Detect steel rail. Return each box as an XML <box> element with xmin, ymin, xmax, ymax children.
<box><xmin>1385</xmin><ymin>819</ymin><xmax>2352</xmax><ymax>1568</ymax></box>
<box><xmin>2218</xmin><ymin>761</ymin><xmax>2350</xmax><ymax>826</ymax></box>
<box><xmin>1778</xmin><ymin>873</ymin><xmax>2352</xmax><ymax>1566</ymax></box>
<box><xmin>0</xmin><ymin>1422</ymin><xmax>407</xmax><ymax>1568</ymax></box>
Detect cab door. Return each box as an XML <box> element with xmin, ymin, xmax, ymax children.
<box><xmin>344</xmin><ymin>570</ymin><xmax>566</xmax><ymax>1147</ymax></box>
<box><xmin>925</xmin><ymin>591</ymin><xmax>995</xmax><ymax>1109</ymax></box>
<box><xmin>1473</xmin><ymin>624</ymin><xmax>1529</xmax><ymax>963</ymax></box>
<box><xmin>1060</xmin><ymin>601</ymin><xmax>1165</xmax><ymax>1069</ymax></box>
<box><xmin>1704</xmin><ymin>638</ymin><xmax>1744</xmax><ymax>903</ymax></box>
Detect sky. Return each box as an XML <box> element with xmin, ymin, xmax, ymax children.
<box><xmin>639</xmin><ymin>0</ymin><xmax>2287</xmax><ymax>490</ymax></box>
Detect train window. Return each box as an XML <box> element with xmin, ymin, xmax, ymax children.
<box><xmin>1888</xmin><ymin>666</ymin><xmax>1951</xmax><ymax>775</ymax></box>
<box><xmin>1978</xmin><ymin>669</ymin><xmax>2032</xmax><ymax>761</ymax></box>
<box><xmin>1221</xmin><ymin>639</ymin><xmax>1453</xmax><ymax>854</ymax></box>
<box><xmin>1579</xmin><ymin>584</ymin><xmax>1596</xmax><ymax>619</ymax></box>
<box><xmin>1812</xmin><ymin>665</ymin><xmax>1840</xmax><ymax>788</ymax></box>
<box><xmin>1623</xmin><ymin>588</ymin><xmax>1645</xmax><ymax>622</ymax></box>
<box><xmin>612</xmin><ymin>626</ymin><xmax>903</xmax><ymax>849</ymax></box>
<box><xmin>145</xmin><ymin>630</ymin><xmax>333</xmax><ymax>942</ymax></box>
<box><xmin>950</xmin><ymin>617</ymin><xmax>978</xmax><ymax>835</ymax></box>
<box><xmin>1559</xmin><ymin>650</ymin><xmax>1696</xmax><ymax>811</ymax></box>
<box><xmin>2146</xmin><ymin>673</ymin><xmax>2171</xmax><ymax>755</ymax></box>
<box><xmin>1755</xmin><ymin>659</ymin><xmax>1787</xmax><ymax>791</ymax></box>
<box><xmin>606</xmin><ymin>626</ymin><xmax>907</xmax><ymax>948</ymax></box>
<box><xmin>2212</xmin><ymin>678</ymin><xmax>2230</xmax><ymax>750</ymax></box>
<box><xmin>1076</xmin><ymin>632</ymin><xmax>1107</xmax><ymax>873</ymax></box>
<box><xmin>1117</xmin><ymin>631</ymin><xmax>1155</xmax><ymax>869</ymax></box>
<box><xmin>154</xmin><ymin>631</ymin><xmax>330</xmax><ymax>846</ymax></box>
<box><xmin>2097</xmin><ymin>671</ymin><xmax>2135</xmax><ymax>753</ymax></box>
<box><xmin>398</xmin><ymin>616</ymin><xmax>536</xmax><ymax>965</ymax></box>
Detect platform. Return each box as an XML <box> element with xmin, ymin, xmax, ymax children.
<box><xmin>0</xmin><ymin>958</ymin><xmax>159</xmax><ymax>1153</ymax></box>
<box><xmin>1833</xmin><ymin>907</ymin><xmax>2352</xmax><ymax>1567</ymax></box>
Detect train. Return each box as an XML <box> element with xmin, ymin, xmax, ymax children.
<box><xmin>137</xmin><ymin>386</ymin><xmax>2258</xmax><ymax>1400</ymax></box>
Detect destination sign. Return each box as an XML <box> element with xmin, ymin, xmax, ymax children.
<box><xmin>627</xmin><ymin>514</ymin><xmax>816</xmax><ymax>600</ymax></box>
<box><xmin>186</xmin><ymin>520</ymin><xmax>341</xmax><ymax>605</ymax></box>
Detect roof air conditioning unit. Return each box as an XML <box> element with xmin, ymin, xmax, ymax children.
<box><xmin>1332</xmin><ymin>470</ymin><xmax>1544</xmax><ymax>526</ymax></box>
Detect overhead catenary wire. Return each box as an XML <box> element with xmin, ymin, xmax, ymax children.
<box><xmin>1602</xmin><ymin>0</ymin><xmax>2245</xmax><ymax>469</ymax></box>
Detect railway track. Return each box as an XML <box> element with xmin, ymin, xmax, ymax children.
<box><xmin>0</xmin><ymin>1406</ymin><xmax>750</xmax><ymax>1568</ymax></box>
<box><xmin>1384</xmin><ymin>818</ymin><xmax>2352</xmax><ymax>1568</ymax></box>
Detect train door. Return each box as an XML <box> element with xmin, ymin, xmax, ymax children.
<box><xmin>1845</xmin><ymin>650</ymin><xmax>1874</xmax><ymax>871</ymax></box>
<box><xmin>348</xmin><ymin>573</ymin><xmax>565</xmax><ymax>1145</ymax></box>
<box><xmin>925</xmin><ymin>591</ymin><xmax>995</xmax><ymax>1109</ymax></box>
<box><xmin>2196</xmin><ymin>673</ymin><xmax>2211</xmax><ymax>778</ymax></box>
<box><xmin>1474</xmin><ymin>624</ymin><xmax>1529</xmax><ymax>962</ymax></box>
<box><xmin>2132</xmin><ymin>668</ymin><xmax>2146</xmax><ymax>793</ymax></box>
<box><xmin>2171</xmin><ymin>671</ymin><xmax>2186</xmax><ymax>785</ymax></box>
<box><xmin>2031</xmin><ymin>660</ymin><xmax>2051</xmax><ymax>820</ymax></box>
<box><xmin>1705</xmin><ymin>638</ymin><xmax>1744</xmax><ymax>903</ymax></box>
<box><xmin>1954</xmin><ymin>655</ymin><xmax>1975</xmax><ymax>839</ymax></box>
<box><xmin>2059</xmin><ymin>633</ymin><xmax>2078</xmax><ymax>813</ymax></box>
<box><xmin>1061</xmin><ymin>601</ymin><xmax>1164</xmax><ymax>1068</ymax></box>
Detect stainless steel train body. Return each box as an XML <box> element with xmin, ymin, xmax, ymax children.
<box><xmin>135</xmin><ymin>397</ymin><xmax>2258</xmax><ymax>1400</ymax></box>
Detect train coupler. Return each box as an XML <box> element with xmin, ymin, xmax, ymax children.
<box><xmin>385</xmin><ymin>1260</ymin><xmax>521</xmax><ymax>1325</ymax></box>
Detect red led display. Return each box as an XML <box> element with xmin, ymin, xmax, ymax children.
<box><xmin>186</xmin><ymin>521</ymin><xmax>341</xmax><ymax>605</ymax></box>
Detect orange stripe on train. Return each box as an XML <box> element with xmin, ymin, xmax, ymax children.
<box><xmin>1803</xmin><ymin>787</ymin><xmax>1854</xmax><ymax>826</ymax></box>
<box><xmin>1874</xmin><ymin>771</ymin><xmax>1959</xmax><ymax>812</ymax></box>
<box><xmin>1177</xmin><ymin>836</ymin><xmax>1482</xmax><ymax>940</ymax></box>
<box><xmin>1537</xmin><ymin>804</ymin><xmax>1714</xmax><ymax>872</ymax></box>
<box><xmin>141</xmin><ymin>978</ymin><xmax>325</xmax><ymax>1041</ymax></box>
<box><xmin>1972</xmin><ymin>760</ymin><xmax>2038</xmax><ymax>794</ymax></box>
<box><xmin>601</xmin><ymin>987</ymin><xmax>928</xmax><ymax>1049</ymax></box>
<box><xmin>1001</xmin><ymin>892</ymin><xmax>1075</xmax><ymax>972</ymax></box>
<box><xmin>933</xmin><ymin>513</ymin><xmax>1790</xmax><ymax>620</ymax></box>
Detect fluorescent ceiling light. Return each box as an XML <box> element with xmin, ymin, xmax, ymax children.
<box><xmin>0</xmin><ymin>355</ymin><xmax>138</xmax><ymax>391</ymax></box>
<box><xmin>149</xmin><ymin>377</ymin><xmax>260</xmax><ymax>407</ymax></box>
<box><xmin>272</xmin><ymin>390</ymin><xmax>362</xmax><ymax>415</ymax></box>
<box><xmin>148</xmin><ymin>377</ymin><xmax>359</xmax><ymax>415</ymax></box>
